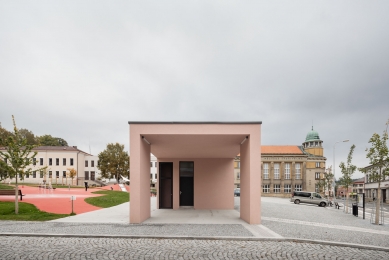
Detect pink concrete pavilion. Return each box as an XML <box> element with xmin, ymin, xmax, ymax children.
<box><xmin>129</xmin><ymin>122</ymin><xmax>262</xmax><ymax>224</ymax></box>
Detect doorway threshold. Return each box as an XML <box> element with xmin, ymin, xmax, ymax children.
<box><xmin>179</xmin><ymin>206</ymin><xmax>194</xmax><ymax>209</ymax></box>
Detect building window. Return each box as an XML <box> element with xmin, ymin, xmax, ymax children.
<box><xmin>155</xmin><ymin>174</ymin><xmax>157</xmax><ymax>179</ymax></box>
<box><xmin>56</xmin><ymin>171</ymin><xmax>59</xmax><ymax>178</ymax></box>
<box><xmin>40</xmin><ymin>158</ymin><xmax>43</xmax><ymax>165</ymax></box>
<box><xmin>63</xmin><ymin>158</ymin><xmax>66</xmax><ymax>166</ymax></box>
<box><xmin>150</xmin><ymin>174</ymin><xmax>152</xmax><ymax>179</ymax></box>
<box><xmin>49</xmin><ymin>158</ymin><xmax>52</xmax><ymax>166</ymax></box>
<box><xmin>155</xmin><ymin>162</ymin><xmax>157</xmax><ymax>167</ymax></box>
<box><xmin>4</xmin><ymin>158</ymin><xmax>7</xmax><ymax>164</ymax></box>
<box><xmin>263</xmin><ymin>163</ymin><xmax>269</xmax><ymax>179</ymax></box>
<box><xmin>85</xmin><ymin>160</ymin><xmax>88</xmax><ymax>167</ymax></box>
<box><xmin>85</xmin><ymin>171</ymin><xmax>89</xmax><ymax>180</ymax></box>
<box><xmin>49</xmin><ymin>171</ymin><xmax>52</xmax><ymax>178</ymax></box>
<box><xmin>56</xmin><ymin>158</ymin><xmax>59</xmax><ymax>166</ymax></box>
<box><xmin>315</xmin><ymin>172</ymin><xmax>321</xmax><ymax>180</ymax></box>
<box><xmin>33</xmin><ymin>171</ymin><xmax>36</xmax><ymax>178</ymax></box>
<box><xmin>285</xmin><ymin>163</ymin><xmax>290</xmax><ymax>179</ymax></box>
<box><xmin>70</xmin><ymin>158</ymin><xmax>74</xmax><ymax>166</ymax></box>
<box><xmin>91</xmin><ymin>171</ymin><xmax>95</xmax><ymax>181</ymax></box>
<box><xmin>237</xmin><ymin>172</ymin><xmax>240</xmax><ymax>179</ymax></box>
<box><xmin>40</xmin><ymin>171</ymin><xmax>44</xmax><ymax>178</ymax></box>
<box><xmin>316</xmin><ymin>162</ymin><xmax>320</xmax><ymax>168</ymax></box>
<box><xmin>295</xmin><ymin>184</ymin><xmax>302</xmax><ymax>191</ymax></box>
<box><xmin>26</xmin><ymin>173</ymin><xmax>29</xmax><ymax>178</ymax></box>
<box><xmin>274</xmin><ymin>163</ymin><xmax>280</xmax><ymax>179</ymax></box>
<box><xmin>284</xmin><ymin>184</ymin><xmax>291</xmax><ymax>193</ymax></box>
<box><xmin>33</xmin><ymin>158</ymin><xmax>36</xmax><ymax>166</ymax></box>
<box><xmin>91</xmin><ymin>160</ymin><xmax>94</xmax><ymax>167</ymax></box>
<box><xmin>150</xmin><ymin>162</ymin><xmax>153</xmax><ymax>167</ymax></box>
<box><xmin>295</xmin><ymin>163</ymin><xmax>301</xmax><ymax>180</ymax></box>
<box><xmin>274</xmin><ymin>184</ymin><xmax>280</xmax><ymax>193</ymax></box>
<box><xmin>263</xmin><ymin>184</ymin><xmax>270</xmax><ymax>193</ymax></box>
<box><xmin>63</xmin><ymin>171</ymin><xmax>66</xmax><ymax>177</ymax></box>
<box><xmin>315</xmin><ymin>184</ymin><xmax>319</xmax><ymax>193</ymax></box>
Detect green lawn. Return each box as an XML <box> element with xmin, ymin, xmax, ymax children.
<box><xmin>0</xmin><ymin>201</ymin><xmax>71</xmax><ymax>221</ymax></box>
<box><xmin>0</xmin><ymin>183</ymin><xmax>14</xmax><ymax>190</ymax></box>
<box><xmin>85</xmin><ymin>190</ymin><xmax>130</xmax><ymax>208</ymax></box>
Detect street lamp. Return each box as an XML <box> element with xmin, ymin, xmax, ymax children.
<box><xmin>333</xmin><ymin>139</ymin><xmax>349</xmax><ymax>197</ymax></box>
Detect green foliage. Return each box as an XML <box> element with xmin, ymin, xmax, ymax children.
<box><xmin>359</xmin><ymin>119</ymin><xmax>389</xmax><ymax>225</ymax></box>
<box><xmin>38</xmin><ymin>135</ymin><xmax>68</xmax><ymax>146</ymax></box>
<box><xmin>339</xmin><ymin>144</ymin><xmax>357</xmax><ymax>190</ymax></box>
<box><xmin>316</xmin><ymin>167</ymin><xmax>334</xmax><ymax>195</ymax></box>
<box><xmin>19</xmin><ymin>128</ymin><xmax>38</xmax><ymax>145</ymax></box>
<box><xmin>0</xmin><ymin>183</ymin><xmax>14</xmax><ymax>189</ymax></box>
<box><xmin>0</xmin><ymin>116</ymin><xmax>46</xmax><ymax>214</ymax></box>
<box><xmin>0</xmin><ymin>201</ymin><xmax>69</xmax><ymax>221</ymax></box>
<box><xmin>360</xmin><ymin>124</ymin><xmax>389</xmax><ymax>182</ymax></box>
<box><xmin>85</xmin><ymin>190</ymin><xmax>129</xmax><ymax>208</ymax></box>
<box><xmin>97</xmin><ymin>143</ymin><xmax>129</xmax><ymax>182</ymax></box>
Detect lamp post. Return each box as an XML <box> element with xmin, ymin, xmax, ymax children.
<box><xmin>333</xmin><ymin>139</ymin><xmax>349</xmax><ymax>197</ymax></box>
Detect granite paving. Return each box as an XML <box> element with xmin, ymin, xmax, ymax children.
<box><xmin>1</xmin><ymin>236</ymin><xmax>388</xmax><ymax>260</ymax></box>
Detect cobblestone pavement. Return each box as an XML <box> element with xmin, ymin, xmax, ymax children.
<box><xmin>1</xmin><ymin>236</ymin><xmax>389</xmax><ymax>260</ymax></box>
<box><xmin>0</xmin><ymin>222</ymin><xmax>253</xmax><ymax>237</ymax></box>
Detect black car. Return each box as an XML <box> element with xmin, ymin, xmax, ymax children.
<box><xmin>234</xmin><ymin>188</ymin><xmax>240</xmax><ymax>197</ymax></box>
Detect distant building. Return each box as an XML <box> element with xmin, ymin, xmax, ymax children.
<box><xmin>234</xmin><ymin>127</ymin><xmax>327</xmax><ymax>197</ymax></box>
<box><xmin>1</xmin><ymin>146</ymin><xmax>100</xmax><ymax>186</ymax></box>
<box><xmin>361</xmin><ymin>164</ymin><xmax>389</xmax><ymax>203</ymax></box>
<box><xmin>352</xmin><ymin>177</ymin><xmax>365</xmax><ymax>195</ymax></box>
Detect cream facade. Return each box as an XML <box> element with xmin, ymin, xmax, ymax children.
<box><xmin>1</xmin><ymin>146</ymin><xmax>100</xmax><ymax>186</ymax></box>
<box><xmin>234</xmin><ymin>127</ymin><xmax>327</xmax><ymax>197</ymax></box>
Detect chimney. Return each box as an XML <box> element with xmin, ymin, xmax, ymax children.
<box><xmin>73</xmin><ymin>146</ymin><xmax>77</xmax><ymax>149</ymax></box>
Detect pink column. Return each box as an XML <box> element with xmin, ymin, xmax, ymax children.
<box><xmin>130</xmin><ymin>134</ymin><xmax>151</xmax><ymax>223</ymax></box>
<box><xmin>240</xmin><ymin>134</ymin><xmax>261</xmax><ymax>224</ymax></box>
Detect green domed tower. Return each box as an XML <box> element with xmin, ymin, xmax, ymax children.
<box><xmin>303</xmin><ymin>126</ymin><xmax>323</xmax><ymax>157</ymax></box>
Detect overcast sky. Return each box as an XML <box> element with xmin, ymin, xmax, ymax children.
<box><xmin>1</xmin><ymin>1</ymin><xmax>388</xmax><ymax>179</ymax></box>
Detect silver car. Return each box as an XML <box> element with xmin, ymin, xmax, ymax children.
<box><xmin>290</xmin><ymin>191</ymin><xmax>328</xmax><ymax>207</ymax></box>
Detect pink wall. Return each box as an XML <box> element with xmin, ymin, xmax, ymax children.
<box><xmin>158</xmin><ymin>158</ymin><xmax>234</xmax><ymax>210</ymax></box>
<box><xmin>240</xmin><ymin>129</ymin><xmax>261</xmax><ymax>224</ymax></box>
<box><xmin>194</xmin><ymin>158</ymin><xmax>234</xmax><ymax>209</ymax></box>
<box><xmin>129</xmin><ymin>129</ymin><xmax>151</xmax><ymax>223</ymax></box>
<box><xmin>129</xmin><ymin>123</ymin><xmax>261</xmax><ymax>224</ymax></box>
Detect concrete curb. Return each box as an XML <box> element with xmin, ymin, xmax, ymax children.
<box><xmin>1</xmin><ymin>233</ymin><xmax>388</xmax><ymax>252</ymax></box>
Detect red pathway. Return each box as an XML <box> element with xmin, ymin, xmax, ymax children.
<box><xmin>0</xmin><ymin>184</ymin><xmax>130</xmax><ymax>215</ymax></box>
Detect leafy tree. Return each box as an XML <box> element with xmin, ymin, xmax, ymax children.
<box><xmin>0</xmin><ymin>158</ymin><xmax>7</xmax><ymax>181</ymax></box>
<box><xmin>0</xmin><ymin>122</ymin><xmax>13</xmax><ymax>143</ymax></box>
<box><xmin>38</xmin><ymin>135</ymin><xmax>68</xmax><ymax>146</ymax></box>
<box><xmin>0</xmin><ymin>116</ymin><xmax>45</xmax><ymax>214</ymax></box>
<box><xmin>98</xmin><ymin>143</ymin><xmax>129</xmax><ymax>183</ymax></box>
<box><xmin>316</xmin><ymin>167</ymin><xmax>334</xmax><ymax>197</ymax></box>
<box><xmin>19</xmin><ymin>128</ymin><xmax>38</xmax><ymax>145</ymax></box>
<box><xmin>67</xmin><ymin>168</ymin><xmax>77</xmax><ymax>186</ymax></box>
<box><xmin>360</xmin><ymin>119</ymin><xmax>389</xmax><ymax>225</ymax></box>
<box><xmin>339</xmin><ymin>144</ymin><xmax>357</xmax><ymax>213</ymax></box>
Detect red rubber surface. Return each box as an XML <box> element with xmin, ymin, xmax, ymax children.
<box><xmin>0</xmin><ymin>184</ymin><xmax>129</xmax><ymax>215</ymax></box>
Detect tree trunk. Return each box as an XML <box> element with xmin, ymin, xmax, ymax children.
<box><xmin>15</xmin><ymin>178</ymin><xmax>19</xmax><ymax>214</ymax></box>
<box><xmin>345</xmin><ymin>191</ymin><xmax>349</xmax><ymax>214</ymax></box>
<box><xmin>376</xmin><ymin>184</ymin><xmax>381</xmax><ymax>225</ymax></box>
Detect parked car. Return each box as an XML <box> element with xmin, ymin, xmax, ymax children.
<box><xmin>290</xmin><ymin>191</ymin><xmax>328</xmax><ymax>207</ymax></box>
<box><xmin>234</xmin><ymin>188</ymin><xmax>240</xmax><ymax>197</ymax></box>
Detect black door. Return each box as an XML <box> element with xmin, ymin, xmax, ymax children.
<box><xmin>180</xmin><ymin>177</ymin><xmax>194</xmax><ymax>206</ymax></box>
<box><xmin>159</xmin><ymin>162</ymin><xmax>173</xmax><ymax>209</ymax></box>
<box><xmin>383</xmin><ymin>189</ymin><xmax>387</xmax><ymax>203</ymax></box>
<box><xmin>179</xmin><ymin>161</ymin><xmax>194</xmax><ymax>206</ymax></box>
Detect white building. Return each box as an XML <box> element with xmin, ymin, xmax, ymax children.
<box><xmin>1</xmin><ymin>146</ymin><xmax>101</xmax><ymax>186</ymax></box>
<box><xmin>150</xmin><ymin>154</ymin><xmax>157</xmax><ymax>187</ymax></box>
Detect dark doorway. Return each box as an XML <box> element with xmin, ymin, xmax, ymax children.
<box><xmin>159</xmin><ymin>162</ymin><xmax>173</xmax><ymax>209</ymax></box>
<box><xmin>179</xmin><ymin>161</ymin><xmax>194</xmax><ymax>206</ymax></box>
<box><xmin>383</xmin><ymin>189</ymin><xmax>387</xmax><ymax>203</ymax></box>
